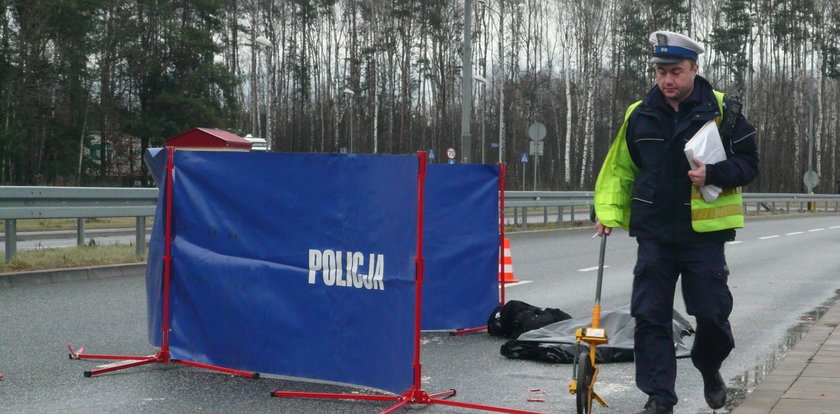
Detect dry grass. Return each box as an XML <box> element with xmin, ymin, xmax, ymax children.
<box><xmin>1</xmin><ymin>244</ymin><xmax>144</xmax><ymax>273</ymax></box>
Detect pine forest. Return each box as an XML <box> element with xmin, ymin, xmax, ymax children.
<box><xmin>0</xmin><ymin>0</ymin><xmax>838</xmax><ymax>193</ymax></box>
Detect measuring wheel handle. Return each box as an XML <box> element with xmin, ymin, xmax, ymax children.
<box><xmin>569</xmin><ymin>234</ymin><xmax>613</xmax><ymax>413</ymax></box>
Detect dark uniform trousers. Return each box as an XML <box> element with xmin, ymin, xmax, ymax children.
<box><xmin>631</xmin><ymin>238</ymin><xmax>735</xmax><ymax>407</ymax></box>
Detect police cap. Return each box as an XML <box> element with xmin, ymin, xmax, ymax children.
<box><xmin>649</xmin><ymin>31</ymin><xmax>705</xmax><ymax>64</ymax></box>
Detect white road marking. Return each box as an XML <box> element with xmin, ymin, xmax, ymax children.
<box><xmin>808</xmin><ymin>228</ymin><xmax>825</xmax><ymax>232</ymax></box>
<box><xmin>578</xmin><ymin>266</ymin><xmax>610</xmax><ymax>272</ymax></box>
<box><xmin>786</xmin><ymin>232</ymin><xmax>804</xmax><ymax>236</ymax></box>
<box><xmin>500</xmin><ymin>280</ymin><xmax>533</xmax><ymax>288</ymax></box>
<box><xmin>759</xmin><ymin>235</ymin><xmax>780</xmax><ymax>240</ymax></box>
<box><xmin>830</xmin><ymin>226</ymin><xmax>840</xmax><ymax>230</ymax></box>
<box><xmin>726</xmin><ymin>241</ymin><xmax>743</xmax><ymax>245</ymax></box>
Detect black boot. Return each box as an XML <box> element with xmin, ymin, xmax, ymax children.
<box><xmin>702</xmin><ymin>370</ymin><xmax>727</xmax><ymax>409</ymax></box>
<box><xmin>636</xmin><ymin>397</ymin><xmax>673</xmax><ymax>414</ymax></box>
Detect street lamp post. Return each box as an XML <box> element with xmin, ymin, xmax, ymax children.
<box><xmin>497</xmin><ymin>2</ymin><xmax>504</xmax><ymax>165</ymax></box>
<box><xmin>255</xmin><ymin>35</ymin><xmax>272</xmax><ymax>146</ymax></box>
<box><xmin>477</xmin><ymin>0</ymin><xmax>509</xmax><ymax>164</ymax></box>
<box><xmin>249</xmin><ymin>32</ymin><xmax>260</xmax><ymax>137</ymax></box>
<box><xmin>460</xmin><ymin>0</ymin><xmax>474</xmax><ymax>164</ymax></box>
<box><xmin>804</xmin><ymin>64</ymin><xmax>818</xmax><ymax>210</ymax></box>
<box><xmin>474</xmin><ymin>74</ymin><xmax>487</xmax><ymax>164</ymax></box>
<box><xmin>343</xmin><ymin>88</ymin><xmax>355</xmax><ymax>153</ymax></box>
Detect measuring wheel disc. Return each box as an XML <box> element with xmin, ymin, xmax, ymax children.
<box><xmin>575</xmin><ymin>350</ymin><xmax>595</xmax><ymax>414</ymax></box>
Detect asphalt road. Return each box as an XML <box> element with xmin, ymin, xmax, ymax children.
<box><xmin>1</xmin><ymin>214</ymin><xmax>838</xmax><ymax>414</ymax></box>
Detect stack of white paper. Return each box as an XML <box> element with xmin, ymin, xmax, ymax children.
<box><xmin>684</xmin><ymin>120</ymin><xmax>726</xmax><ymax>202</ymax></box>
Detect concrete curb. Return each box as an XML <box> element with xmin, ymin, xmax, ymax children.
<box><xmin>0</xmin><ymin>263</ymin><xmax>146</xmax><ymax>289</ymax></box>
<box><xmin>732</xmin><ymin>298</ymin><xmax>840</xmax><ymax>414</ymax></box>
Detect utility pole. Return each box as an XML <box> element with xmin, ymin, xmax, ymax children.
<box><xmin>807</xmin><ymin>58</ymin><xmax>815</xmax><ymax>209</ymax></box>
<box><xmin>256</xmin><ymin>36</ymin><xmax>273</xmax><ymax>145</ymax></box>
<box><xmin>477</xmin><ymin>0</ymin><xmax>507</xmax><ymax>164</ymax></box>
<box><xmin>344</xmin><ymin>89</ymin><xmax>355</xmax><ymax>153</ymax></box>
<box><xmin>460</xmin><ymin>0</ymin><xmax>473</xmax><ymax>164</ymax></box>
<box><xmin>808</xmin><ymin>79</ymin><xmax>814</xmax><ymax>186</ymax></box>
<box><xmin>474</xmin><ymin>75</ymin><xmax>487</xmax><ymax>163</ymax></box>
<box><xmin>250</xmin><ymin>30</ymin><xmax>258</xmax><ymax>136</ymax></box>
<box><xmin>498</xmin><ymin>0</ymin><xmax>505</xmax><ymax>164</ymax></box>
<box><xmin>804</xmin><ymin>53</ymin><xmax>819</xmax><ymax>211</ymax></box>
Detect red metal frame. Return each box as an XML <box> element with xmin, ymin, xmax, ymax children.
<box><xmin>272</xmin><ymin>156</ymin><xmax>543</xmax><ymax>414</ymax></box>
<box><xmin>499</xmin><ymin>162</ymin><xmax>507</xmax><ymax>306</ymax></box>
<box><xmin>67</xmin><ymin>147</ymin><xmax>258</xmax><ymax>380</ymax></box>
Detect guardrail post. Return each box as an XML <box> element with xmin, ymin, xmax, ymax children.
<box><xmin>5</xmin><ymin>219</ymin><xmax>16</xmax><ymax>263</ymax></box>
<box><xmin>570</xmin><ymin>205</ymin><xmax>575</xmax><ymax>223</ymax></box>
<box><xmin>543</xmin><ymin>207</ymin><xmax>548</xmax><ymax>225</ymax></box>
<box><xmin>557</xmin><ymin>206</ymin><xmax>564</xmax><ymax>227</ymax></box>
<box><xmin>136</xmin><ymin>217</ymin><xmax>146</xmax><ymax>256</ymax></box>
<box><xmin>77</xmin><ymin>218</ymin><xmax>85</xmax><ymax>246</ymax></box>
<box><xmin>522</xmin><ymin>208</ymin><xmax>528</xmax><ymax>229</ymax></box>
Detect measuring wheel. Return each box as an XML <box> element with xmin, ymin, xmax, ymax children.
<box><xmin>575</xmin><ymin>350</ymin><xmax>595</xmax><ymax>414</ymax></box>
<box><xmin>568</xmin><ymin>234</ymin><xmax>611</xmax><ymax>413</ymax></box>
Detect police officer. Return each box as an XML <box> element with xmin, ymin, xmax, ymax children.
<box><xmin>593</xmin><ymin>31</ymin><xmax>759</xmax><ymax>414</ymax></box>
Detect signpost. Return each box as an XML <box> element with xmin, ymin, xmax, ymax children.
<box><xmin>804</xmin><ymin>170</ymin><xmax>819</xmax><ymax>211</ymax></box>
<box><xmin>804</xmin><ymin>170</ymin><xmax>819</xmax><ymax>189</ymax></box>
<box><xmin>527</xmin><ymin>122</ymin><xmax>546</xmax><ymax>191</ymax></box>
<box><xmin>520</xmin><ymin>153</ymin><xmax>528</xmax><ymax>190</ymax></box>
<box><xmin>447</xmin><ymin>147</ymin><xmax>456</xmax><ymax>165</ymax></box>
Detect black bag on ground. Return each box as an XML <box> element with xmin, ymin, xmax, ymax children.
<box><xmin>487</xmin><ymin>300</ymin><xmax>572</xmax><ymax>339</ymax></box>
<box><xmin>500</xmin><ymin>340</ymin><xmax>635</xmax><ymax>364</ymax></box>
<box><xmin>499</xmin><ymin>305</ymin><xmax>695</xmax><ymax>364</ymax></box>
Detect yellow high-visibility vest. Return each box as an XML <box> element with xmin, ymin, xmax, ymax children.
<box><xmin>594</xmin><ymin>90</ymin><xmax>744</xmax><ymax>233</ymax></box>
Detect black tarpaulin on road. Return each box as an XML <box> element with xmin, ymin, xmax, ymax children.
<box><xmin>500</xmin><ymin>305</ymin><xmax>695</xmax><ymax>364</ymax></box>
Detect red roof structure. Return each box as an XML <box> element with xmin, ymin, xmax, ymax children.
<box><xmin>165</xmin><ymin>128</ymin><xmax>252</xmax><ymax>150</ymax></box>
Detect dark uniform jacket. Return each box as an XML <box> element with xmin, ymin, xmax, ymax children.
<box><xmin>626</xmin><ymin>76</ymin><xmax>759</xmax><ymax>242</ymax></box>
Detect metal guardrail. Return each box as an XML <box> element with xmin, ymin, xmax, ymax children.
<box><xmin>0</xmin><ymin>186</ymin><xmax>158</xmax><ymax>262</ymax></box>
<box><xmin>504</xmin><ymin>191</ymin><xmax>840</xmax><ymax>229</ymax></box>
<box><xmin>1</xmin><ymin>187</ymin><xmax>838</xmax><ymax>262</ymax></box>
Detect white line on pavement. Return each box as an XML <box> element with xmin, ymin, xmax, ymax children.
<box><xmin>759</xmin><ymin>235</ymin><xmax>780</xmax><ymax>240</ymax></box>
<box><xmin>578</xmin><ymin>266</ymin><xmax>610</xmax><ymax>272</ymax></box>
<box><xmin>500</xmin><ymin>280</ymin><xmax>533</xmax><ymax>287</ymax></box>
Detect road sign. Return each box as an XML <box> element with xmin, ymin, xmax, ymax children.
<box><xmin>529</xmin><ymin>141</ymin><xmax>544</xmax><ymax>156</ymax></box>
<box><xmin>527</xmin><ymin>122</ymin><xmax>547</xmax><ymax>142</ymax></box>
<box><xmin>520</xmin><ymin>153</ymin><xmax>528</xmax><ymax>163</ymax></box>
<box><xmin>446</xmin><ymin>147</ymin><xmax>456</xmax><ymax>160</ymax></box>
<box><xmin>428</xmin><ymin>149</ymin><xmax>436</xmax><ymax>160</ymax></box>
<box><xmin>804</xmin><ymin>170</ymin><xmax>819</xmax><ymax>189</ymax></box>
